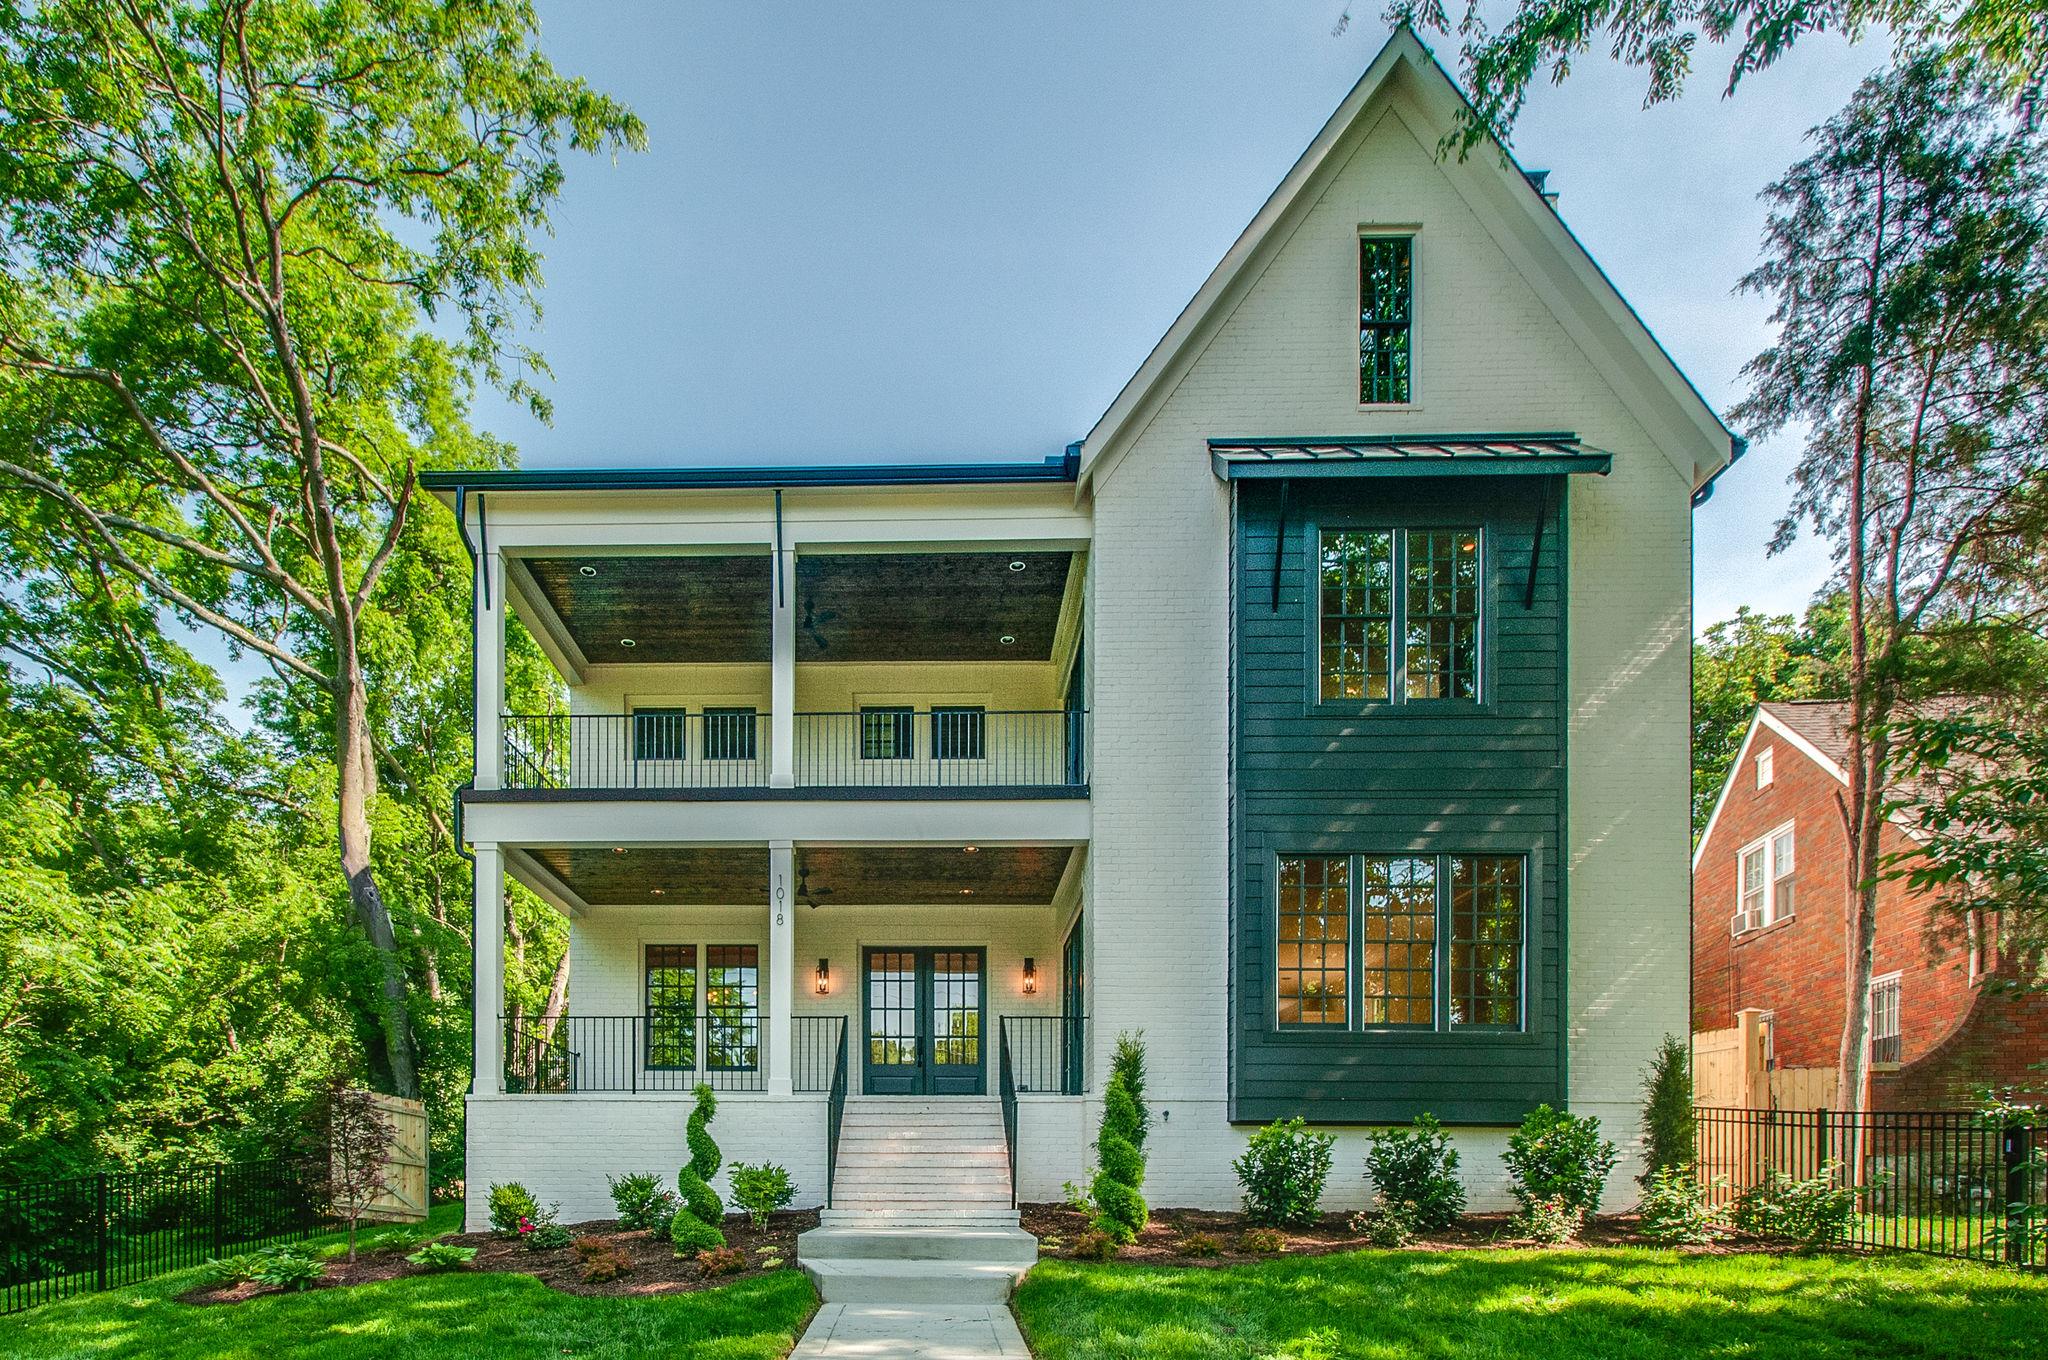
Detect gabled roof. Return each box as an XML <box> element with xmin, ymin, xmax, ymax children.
<box><xmin>1077</xmin><ymin>26</ymin><xmax>1740</xmax><ymax>495</ymax></box>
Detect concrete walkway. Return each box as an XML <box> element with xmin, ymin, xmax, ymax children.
<box><xmin>792</xmin><ymin>1301</ymin><xmax>1032</xmax><ymax>1359</ymax></box>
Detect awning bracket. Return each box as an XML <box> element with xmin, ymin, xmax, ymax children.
<box><xmin>1270</xmin><ymin>480</ymin><xmax>1290</xmax><ymax>613</ymax></box>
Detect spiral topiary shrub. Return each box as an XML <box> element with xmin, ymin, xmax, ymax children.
<box><xmin>669</xmin><ymin>1205</ymin><xmax>726</xmax><ymax>1253</ymax></box>
<box><xmin>1088</xmin><ymin>1032</ymin><xmax>1149</xmax><ymax>1243</ymax></box>
<box><xmin>668</xmin><ymin>1083</ymin><xmax>725</xmax><ymax>1247</ymax></box>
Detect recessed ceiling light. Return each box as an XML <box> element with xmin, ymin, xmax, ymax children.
<box><xmin>611</xmin><ymin>847</ymin><xmax>626</xmax><ymax>855</ymax></box>
<box><xmin>578</xmin><ymin>564</ymin><xmax>598</xmax><ymax>578</ymax></box>
<box><xmin>619</xmin><ymin>637</ymin><xmax>636</xmax><ymax>648</ymax></box>
<box><xmin>649</xmin><ymin>887</ymin><xmax>664</xmax><ymax>896</ymax></box>
<box><xmin>960</xmin><ymin>888</ymin><xmax>974</xmax><ymax>895</ymax></box>
<box><xmin>962</xmin><ymin>845</ymin><xmax>979</xmax><ymax>854</ymax></box>
<box><xmin>999</xmin><ymin>635</ymin><xmax>1016</xmax><ymax>646</ymax></box>
<box><xmin>1008</xmin><ymin>560</ymin><xmax>1026</xmax><ymax>572</ymax></box>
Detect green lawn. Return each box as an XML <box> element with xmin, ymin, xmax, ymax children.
<box><xmin>0</xmin><ymin>1205</ymin><xmax>818</xmax><ymax>1360</ymax></box>
<box><xmin>1014</xmin><ymin>1247</ymin><xmax>2048</xmax><ymax>1360</ymax></box>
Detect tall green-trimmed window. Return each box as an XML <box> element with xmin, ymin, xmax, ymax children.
<box><xmin>1318</xmin><ymin>528</ymin><xmax>1482</xmax><ymax>704</ymax></box>
<box><xmin>1359</xmin><ymin>235</ymin><xmax>1414</xmax><ymax>404</ymax></box>
<box><xmin>704</xmin><ymin>945</ymin><xmax>759</xmax><ymax>1070</ymax></box>
<box><xmin>644</xmin><ymin>945</ymin><xmax>697</xmax><ymax>1069</ymax></box>
<box><xmin>1276</xmin><ymin>855</ymin><xmax>1349</xmax><ymax>1026</ymax></box>
<box><xmin>1358</xmin><ymin>856</ymin><xmax>1436</xmax><ymax>1026</ymax></box>
<box><xmin>1449</xmin><ymin>857</ymin><xmax>1524</xmax><ymax>1029</ymax></box>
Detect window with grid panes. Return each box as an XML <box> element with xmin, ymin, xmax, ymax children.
<box><xmin>1358</xmin><ymin>856</ymin><xmax>1437</xmax><ymax>1025</ymax></box>
<box><xmin>703</xmin><ymin>707</ymin><xmax>758</xmax><ymax>761</ymax></box>
<box><xmin>932</xmin><ymin>706</ymin><xmax>986</xmax><ymax>760</ymax></box>
<box><xmin>1450</xmin><ymin>856</ymin><xmax>1524</xmax><ymax>1027</ymax></box>
<box><xmin>1359</xmin><ymin>236</ymin><xmax>1413</xmax><ymax>404</ymax></box>
<box><xmin>633</xmin><ymin>707</ymin><xmax>689</xmax><ymax>761</ymax></box>
<box><xmin>704</xmin><ymin>945</ymin><xmax>758</xmax><ymax>1070</ymax></box>
<box><xmin>1869</xmin><ymin>974</ymin><xmax>1902</xmax><ymax>1064</ymax></box>
<box><xmin>860</xmin><ymin>706</ymin><xmax>915</xmax><ymax>760</ymax></box>
<box><xmin>1276</xmin><ymin>856</ymin><xmax>1349</xmax><ymax>1026</ymax></box>
<box><xmin>1319</xmin><ymin>531</ymin><xmax>1394</xmax><ymax>700</ymax></box>
<box><xmin>644</xmin><ymin>945</ymin><xmax>697</xmax><ymax>1069</ymax></box>
<box><xmin>1404</xmin><ymin>531</ymin><xmax>1481</xmax><ymax>700</ymax></box>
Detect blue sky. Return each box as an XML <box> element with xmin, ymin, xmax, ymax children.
<box><xmin>469</xmin><ymin>2</ymin><xmax>1892</xmax><ymax>632</ymax></box>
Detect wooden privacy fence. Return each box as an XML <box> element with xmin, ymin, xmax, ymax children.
<box><xmin>348</xmin><ymin>1092</ymin><xmax>428</xmax><ymax>1223</ymax></box>
<box><xmin>1693</xmin><ymin>1010</ymin><xmax>1837</xmax><ymax>1111</ymax></box>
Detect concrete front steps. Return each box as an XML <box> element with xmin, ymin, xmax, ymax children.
<box><xmin>798</xmin><ymin>1097</ymin><xmax>1037</xmax><ymax>1305</ymax></box>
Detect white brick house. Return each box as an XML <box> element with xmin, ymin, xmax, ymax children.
<box><xmin>436</xmin><ymin>29</ymin><xmax>1735</xmax><ymax>1231</ymax></box>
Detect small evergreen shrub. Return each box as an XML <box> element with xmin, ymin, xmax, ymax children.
<box><xmin>1503</xmin><ymin>1104</ymin><xmax>1618</xmax><ymax>1222</ymax></box>
<box><xmin>249</xmin><ymin>1246</ymin><xmax>325</xmax><ymax>1291</ymax></box>
<box><xmin>696</xmin><ymin>1246</ymin><xmax>746</xmax><ymax>1277</ymax></box>
<box><xmin>1638</xmin><ymin>1035</ymin><xmax>1695</xmax><ymax>1187</ymax></box>
<box><xmin>1359</xmin><ymin>1203</ymin><xmax>1417</xmax><ymax>1247</ymax></box>
<box><xmin>1237</xmin><ymin>1227</ymin><xmax>1286</xmax><ymax>1254</ymax></box>
<box><xmin>1088</xmin><ymin>1032</ymin><xmax>1150</xmax><ymax>1242</ymax></box>
<box><xmin>1364</xmin><ymin>1114</ymin><xmax>1466</xmax><ymax>1230</ymax></box>
<box><xmin>728</xmin><ymin>1162</ymin><xmax>795</xmax><ymax>1227</ymax></box>
<box><xmin>669</xmin><ymin>1206</ymin><xmax>727</xmax><ymax>1253</ymax></box>
<box><xmin>521</xmin><ymin>1220</ymin><xmax>574</xmax><ymax>1252</ymax></box>
<box><xmin>608</xmin><ymin>1172</ymin><xmax>680</xmax><ymax>1232</ymax></box>
<box><xmin>1734</xmin><ymin>1164</ymin><xmax>1857</xmax><ymax>1245</ymax></box>
<box><xmin>1513</xmin><ymin>1195</ymin><xmax>1581</xmax><ymax>1245</ymax></box>
<box><xmin>1071</xmin><ymin>1229</ymin><xmax>1120</xmax><ymax>1261</ymax></box>
<box><xmin>1636</xmin><ymin>1165</ymin><xmax>1729</xmax><ymax>1245</ymax></box>
<box><xmin>405</xmin><ymin>1243</ymin><xmax>479</xmax><ymax>1272</ymax></box>
<box><xmin>1234</xmin><ymin>1118</ymin><xmax>1336</xmax><ymax>1226</ymax></box>
<box><xmin>1174</xmin><ymin>1231</ymin><xmax>1223</xmax><ymax>1257</ymax></box>
<box><xmin>488</xmin><ymin>1182</ymin><xmax>539</xmax><ymax>1236</ymax></box>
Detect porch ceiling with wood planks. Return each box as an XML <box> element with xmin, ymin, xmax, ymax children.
<box><xmin>523</xmin><ymin>844</ymin><xmax>1071</xmax><ymax>908</ymax></box>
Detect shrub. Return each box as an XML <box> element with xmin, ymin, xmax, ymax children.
<box><xmin>1734</xmin><ymin>1164</ymin><xmax>1857</xmax><ymax>1245</ymax></box>
<box><xmin>322</xmin><ymin>1082</ymin><xmax>398</xmax><ymax>1263</ymax></box>
<box><xmin>1636</xmin><ymin>1165</ymin><xmax>1729</xmax><ymax>1245</ymax></box>
<box><xmin>1060</xmin><ymin>1179</ymin><xmax>1094</xmax><ymax>1214</ymax></box>
<box><xmin>1089</xmin><ymin>1032</ymin><xmax>1150</xmax><ymax>1242</ymax></box>
<box><xmin>1237</xmin><ymin>1227</ymin><xmax>1286</xmax><ymax>1254</ymax></box>
<box><xmin>728</xmin><ymin>1162</ymin><xmax>796</xmax><ymax>1228</ymax></box>
<box><xmin>522</xmin><ymin>1220</ymin><xmax>574</xmax><ymax>1252</ymax></box>
<box><xmin>1174</xmin><ymin>1231</ymin><xmax>1223</xmax><ymax>1257</ymax></box>
<box><xmin>1359</xmin><ymin>1203</ymin><xmax>1416</xmax><ymax>1247</ymax></box>
<box><xmin>669</xmin><ymin>1206</ymin><xmax>727</xmax><ymax>1254</ymax></box>
<box><xmin>671</xmin><ymin>1084</ymin><xmax>725</xmax><ymax>1243</ymax></box>
<box><xmin>608</xmin><ymin>1172</ymin><xmax>680</xmax><ymax>1232</ymax></box>
<box><xmin>488</xmin><ymin>1182</ymin><xmax>539</xmax><ymax>1237</ymax></box>
<box><xmin>1503</xmin><ymin>1104</ymin><xmax>1618</xmax><ymax>1220</ymax></box>
<box><xmin>696</xmin><ymin>1245</ymin><xmax>746</xmax><ymax>1277</ymax></box>
<box><xmin>249</xmin><ymin>1246</ymin><xmax>325</xmax><ymax>1292</ymax></box>
<box><xmin>577</xmin><ymin>1242</ymin><xmax>635</xmax><ymax>1283</ymax></box>
<box><xmin>406</xmin><ymin>1243</ymin><xmax>479</xmax><ymax>1272</ymax></box>
<box><xmin>1513</xmin><ymin>1194</ymin><xmax>1581</xmax><ymax>1245</ymax></box>
<box><xmin>198</xmin><ymin>1253</ymin><xmax>266</xmax><ymax>1287</ymax></box>
<box><xmin>1364</xmin><ymin>1114</ymin><xmax>1466</xmax><ymax>1230</ymax></box>
<box><xmin>1639</xmin><ymin>1035</ymin><xmax>1695</xmax><ymax>1186</ymax></box>
<box><xmin>1234</xmin><ymin>1118</ymin><xmax>1335</xmax><ymax>1226</ymax></box>
<box><xmin>1070</xmin><ymin>1229</ymin><xmax>1120</xmax><ymax>1261</ymax></box>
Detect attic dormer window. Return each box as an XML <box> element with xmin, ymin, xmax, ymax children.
<box><xmin>1359</xmin><ymin>235</ymin><xmax>1413</xmax><ymax>404</ymax></box>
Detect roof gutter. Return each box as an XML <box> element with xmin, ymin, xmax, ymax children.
<box><xmin>1691</xmin><ymin>433</ymin><xmax>1749</xmax><ymax>508</ymax></box>
<box><xmin>418</xmin><ymin>454</ymin><xmax>1078</xmax><ymax>494</ymax></box>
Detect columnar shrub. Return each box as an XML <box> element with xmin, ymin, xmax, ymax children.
<box><xmin>674</xmin><ymin>1083</ymin><xmax>724</xmax><ymax>1230</ymax></box>
<box><xmin>1638</xmin><ymin>1035</ymin><xmax>1695</xmax><ymax>1187</ymax></box>
<box><xmin>669</xmin><ymin>1208</ymin><xmax>726</xmax><ymax>1253</ymax></box>
<box><xmin>1364</xmin><ymin>1114</ymin><xmax>1466</xmax><ymax>1230</ymax></box>
<box><xmin>1234</xmin><ymin>1118</ymin><xmax>1336</xmax><ymax>1226</ymax></box>
<box><xmin>1502</xmin><ymin>1104</ymin><xmax>1618</xmax><ymax>1227</ymax></box>
<box><xmin>1088</xmin><ymin>1033</ymin><xmax>1149</xmax><ymax>1242</ymax></box>
<box><xmin>608</xmin><ymin>1171</ymin><xmax>680</xmax><ymax>1232</ymax></box>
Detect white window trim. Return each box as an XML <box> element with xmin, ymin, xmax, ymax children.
<box><xmin>1356</xmin><ymin>225</ymin><xmax>1422</xmax><ymax>410</ymax></box>
<box><xmin>1755</xmin><ymin>747</ymin><xmax>1774</xmax><ymax>789</ymax></box>
<box><xmin>1868</xmin><ymin>970</ymin><xmax>1903</xmax><ymax>1067</ymax></box>
<box><xmin>1732</xmin><ymin>820</ymin><xmax>1797</xmax><ymax>936</ymax></box>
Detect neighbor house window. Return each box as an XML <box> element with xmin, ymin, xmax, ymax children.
<box><xmin>633</xmin><ymin>707</ymin><xmax>689</xmax><ymax>761</ymax></box>
<box><xmin>932</xmin><ymin>706</ymin><xmax>987</xmax><ymax>761</ymax></box>
<box><xmin>1869</xmin><ymin>972</ymin><xmax>1902</xmax><ymax>1066</ymax></box>
<box><xmin>703</xmin><ymin>707</ymin><xmax>758</xmax><ymax>761</ymax></box>
<box><xmin>1276</xmin><ymin>856</ymin><xmax>1350</xmax><ymax>1026</ymax></box>
<box><xmin>1319</xmin><ymin>529</ymin><xmax>1482</xmax><ymax>704</ymax></box>
<box><xmin>860</xmin><ymin>706</ymin><xmax>915</xmax><ymax>760</ymax></box>
<box><xmin>1733</xmin><ymin>821</ymin><xmax>1795</xmax><ymax>935</ymax></box>
<box><xmin>704</xmin><ymin>945</ymin><xmax>759</xmax><ymax>1070</ymax></box>
<box><xmin>1359</xmin><ymin>235</ymin><xmax>1414</xmax><ymax>404</ymax></box>
<box><xmin>1755</xmin><ymin>747</ymin><xmax>1775</xmax><ymax>788</ymax></box>
<box><xmin>645</xmin><ymin>945</ymin><xmax>697</xmax><ymax>1069</ymax></box>
<box><xmin>1275</xmin><ymin>852</ymin><xmax>1526</xmax><ymax>1033</ymax></box>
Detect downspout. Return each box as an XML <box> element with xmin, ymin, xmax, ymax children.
<box><xmin>1690</xmin><ymin>434</ymin><xmax>1750</xmax><ymax>508</ymax></box>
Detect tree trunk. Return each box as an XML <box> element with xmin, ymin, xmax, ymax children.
<box><xmin>539</xmin><ymin>944</ymin><xmax>571</xmax><ymax>1046</ymax></box>
<box><xmin>336</xmin><ymin>667</ymin><xmax>420</xmax><ymax>1100</ymax></box>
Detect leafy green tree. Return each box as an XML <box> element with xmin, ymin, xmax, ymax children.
<box><xmin>1693</xmin><ymin>606</ymin><xmax>1841</xmax><ymax>834</ymax></box>
<box><xmin>0</xmin><ymin>0</ymin><xmax>639</xmax><ymax>1096</ymax></box>
<box><xmin>1730</xmin><ymin>56</ymin><xmax>2048</xmax><ymax>1110</ymax></box>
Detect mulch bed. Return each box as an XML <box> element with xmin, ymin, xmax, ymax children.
<box><xmin>180</xmin><ymin>1210</ymin><xmax>819</xmax><ymax>1306</ymax></box>
<box><xmin>1019</xmin><ymin>1204</ymin><xmax>1786</xmax><ymax>1264</ymax></box>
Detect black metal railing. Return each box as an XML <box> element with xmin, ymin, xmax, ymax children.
<box><xmin>997</xmin><ymin>1014</ymin><xmax>1087</xmax><ymax>1094</ymax></box>
<box><xmin>794</xmin><ymin>1015</ymin><xmax>847</xmax><ymax>1095</ymax></box>
<box><xmin>2</xmin><ymin>1156</ymin><xmax>324</xmax><ymax>1315</ymax></box>
<box><xmin>504</xmin><ymin>1014</ymin><xmax>765</xmax><ymax>1093</ymax></box>
<box><xmin>501</xmin><ymin>712</ymin><xmax>771</xmax><ymax>791</ymax></box>
<box><xmin>497</xmin><ymin>709</ymin><xmax>1087</xmax><ymax>792</ymax></box>
<box><xmin>825</xmin><ymin>1024</ymin><xmax>850</xmax><ymax>1208</ymax></box>
<box><xmin>1696</xmin><ymin>1106</ymin><xmax>2045</xmax><ymax>1266</ymax></box>
<box><xmin>997</xmin><ymin>1018</ymin><xmax>1019</xmax><ymax>1209</ymax></box>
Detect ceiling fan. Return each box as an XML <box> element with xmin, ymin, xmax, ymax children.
<box><xmin>797</xmin><ymin>867</ymin><xmax>834</xmax><ymax>910</ymax></box>
<box><xmin>801</xmin><ymin>598</ymin><xmax>839</xmax><ymax>652</ymax></box>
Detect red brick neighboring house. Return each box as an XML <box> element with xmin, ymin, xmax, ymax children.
<box><xmin>1692</xmin><ymin>700</ymin><xmax>2048</xmax><ymax>1108</ymax></box>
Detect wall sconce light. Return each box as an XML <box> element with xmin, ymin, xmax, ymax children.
<box><xmin>815</xmin><ymin>958</ymin><xmax>831</xmax><ymax>995</ymax></box>
<box><xmin>1022</xmin><ymin>958</ymin><xmax>1037</xmax><ymax>995</ymax></box>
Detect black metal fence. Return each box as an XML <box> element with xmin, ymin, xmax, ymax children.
<box><xmin>1697</xmin><ymin>1106</ymin><xmax>2045</xmax><ymax>1267</ymax></box>
<box><xmin>503</xmin><ymin>713</ymin><xmax>770</xmax><ymax>791</ymax></box>
<box><xmin>1</xmin><ymin>1156</ymin><xmax>324</xmax><ymax>1315</ymax></box>
<box><xmin>504</xmin><ymin>1013</ymin><xmax>765</xmax><ymax>1093</ymax></box>
<box><xmin>998</xmin><ymin>1014</ymin><xmax>1087</xmax><ymax>1094</ymax></box>
<box><xmin>794</xmin><ymin>1015</ymin><xmax>847</xmax><ymax>1094</ymax></box>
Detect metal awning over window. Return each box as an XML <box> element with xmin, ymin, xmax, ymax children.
<box><xmin>1209</xmin><ymin>432</ymin><xmax>1612</xmax><ymax>480</ymax></box>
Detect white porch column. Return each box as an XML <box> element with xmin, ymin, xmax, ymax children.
<box><xmin>474</xmin><ymin>543</ymin><xmax>507</xmax><ymax>790</ymax></box>
<box><xmin>472</xmin><ymin>842</ymin><xmax>506</xmax><ymax>1093</ymax></box>
<box><xmin>767</xmin><ymin>839</ymin><xmax>795</xmax><ymax>1094</ymax></box>
<box><xmin>770</xmin><ymin>540</ymin><xmax>796</xmax><ymax>787</ymax></box>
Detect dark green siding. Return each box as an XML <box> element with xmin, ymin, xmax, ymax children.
<box><xmin>1229</xmin><ymin>476</ymin><xmax>1569</xmax><ymax>1125</ymax></box>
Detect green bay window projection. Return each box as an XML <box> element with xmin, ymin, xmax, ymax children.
<box><xmin>1359</xmin><ymin>235</ymin><xmax>1414</xmax><ymax>404</ymax></box>
<box><xmin>1275</xmin><ymin>853</ymin><xmax>1525</xmax><ymax>1031</ymax></box>
<box><xmin>1319</xmin><ymin>529</ymin><xmax>1482</xmax><ymax>703</ymax></box>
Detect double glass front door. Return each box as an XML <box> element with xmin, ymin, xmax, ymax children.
<box><xmin>863</xmin><ymin>947</ymin><xmax>986</xmax><ymax>1095</ymax></box>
